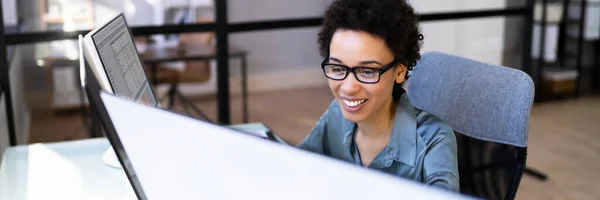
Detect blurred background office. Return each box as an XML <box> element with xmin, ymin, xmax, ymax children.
<box><xmin>0</xmin><ymin>0</ymin><xmax>598</xmax><ymax>199</ymax></box>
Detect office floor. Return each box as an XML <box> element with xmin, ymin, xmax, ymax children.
<box><xmin>28</xmin><ymin>85</ymin><xmax>600</xmax><ymax>199</ymax></box>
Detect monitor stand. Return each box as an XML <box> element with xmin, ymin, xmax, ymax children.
<box><xmin>102</xmin><ymin>147</ymin><xmax>122</xmax><ymax>169</ymax></box>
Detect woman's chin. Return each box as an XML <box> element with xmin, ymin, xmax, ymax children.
<box><xmin>340</xmin><ymin>110</ymin><xmax>367</xmax><ymax>123</ymax></box>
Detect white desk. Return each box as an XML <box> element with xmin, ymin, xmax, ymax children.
<box><xmin>0</xmin><ymin>129</ymin><xmax>468</xmax><ymax>200</ymax></box>
<box><xmin>0</xmin><ymin>124</ymin><xmax>276</xmax><ymax>200</ymax></box>
<box><xmin>0</xmin><ymin>138</ymin><xmax>135</xmax><ymax>200</ymax></box>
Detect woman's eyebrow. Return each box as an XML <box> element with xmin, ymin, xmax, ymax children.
<box><xmin>359</xmin><ymin>60</ymin><xmax>383</xmax><ymax>66</ymax></box>
<box><xmin>328</xmin><ymin>57</ymin><xmax>344</xmax><ymax>64</ymax></box>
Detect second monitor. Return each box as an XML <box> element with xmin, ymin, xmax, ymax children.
<box><xmin>83</xmin><ymin>14</ymin><xmax>157</xmax><ymax>107</ymax></box>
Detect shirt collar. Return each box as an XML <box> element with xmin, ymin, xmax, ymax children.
<box><xmin>342</xmin><ymin>93</ymin><xmax>418</xmax><ymax>168</ymax></box>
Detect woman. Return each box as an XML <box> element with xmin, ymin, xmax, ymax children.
<box><xmin>297</xmin><ymin>0</ymin><xmax>459</xmax><ymax>191</ymax></box>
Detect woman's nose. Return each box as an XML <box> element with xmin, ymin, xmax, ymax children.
<box><xmin>340</xmin><ymin>73</ymin><xmax>361</xmax><ymax>95</ymax></box>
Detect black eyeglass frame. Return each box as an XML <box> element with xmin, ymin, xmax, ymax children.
<box><xmin>321</xmin><ymin>58</ymin><xmax>398</xmax><ymax>84</ymax></box>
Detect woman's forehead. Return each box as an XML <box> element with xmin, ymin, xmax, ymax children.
<box><xmin>329</xmin><ymin>29</ymin><xmax>394</xmax><ymax>63</ymax></box>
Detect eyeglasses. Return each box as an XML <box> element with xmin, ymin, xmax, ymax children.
<box><xmin>321</xmin><ymin>58</ymin><xmax>397</xmax><ymax>84</ymax></box>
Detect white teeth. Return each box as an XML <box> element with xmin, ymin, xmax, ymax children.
<box><xmin>343</xmin><ymin>99</ymin><xmax>366</xmax><ymax>107</ymax></box>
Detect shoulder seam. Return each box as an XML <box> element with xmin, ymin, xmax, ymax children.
<box><xmin>415</xmin><ymin>109</ymin><xmax>428</xmax><ymax>143</ymax></box>
<box><xmin>426</xmin><ymin>171</ymin><xmax>459</xmax><ymax>183</ymax></box>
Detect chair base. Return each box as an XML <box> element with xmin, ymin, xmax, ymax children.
<box><xmin>163</xmin><ymin>85</ymin><xmax>213</xmax><ymax>123</ymax></box>
<box><xmin>524</xmin><ymin>166</ymin><xmax>548</xmax><ymax>181</ymax></box>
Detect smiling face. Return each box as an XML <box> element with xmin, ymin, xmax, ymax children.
<box><xmin>326</xmin><ymin>29</ymin><xmax>407</xmax><ymax>123</ymax></box>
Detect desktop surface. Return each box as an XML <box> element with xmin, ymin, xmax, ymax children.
<box><xmin>0</xmin><ymin>139</ymin><xmax>136</xmax><ymax>200</ymax></box>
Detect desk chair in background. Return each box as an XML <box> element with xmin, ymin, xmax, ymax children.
<box><xmin>407</xmin><ymin>52</ymin><xmax>536</xmax><ymax>200</ymax></box>
<box><xmin>141</xmin><ymin>19</ymin><xmax>214</xmax><ymax>122</ymax></box>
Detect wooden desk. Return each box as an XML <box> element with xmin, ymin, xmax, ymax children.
<box><xmin>141</xmin><ymin>44</ymin><xmax>248</xmax><ymax>123</ymax></box>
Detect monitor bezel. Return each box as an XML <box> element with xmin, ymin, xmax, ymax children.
<box><xmin>83</xmin><ymin>62</ymin><xmax>149</xmax><ymax>200</ymax></box>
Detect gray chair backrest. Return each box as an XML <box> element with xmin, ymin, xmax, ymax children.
<box><xmin>406</xmin><ymin>52</ymin><xmax>534</xmax><ymax>148</ymax></box>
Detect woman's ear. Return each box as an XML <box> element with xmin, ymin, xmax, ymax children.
<box><xmin>395</xmin><ymin>64</ymin><xmax>407</xmax><ymax>84</ymax></box>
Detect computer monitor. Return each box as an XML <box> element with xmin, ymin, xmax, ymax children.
<box><xmin>81</xmin><ymin>14</ymin><xmax>158</xmax><ymax>169</ymax></box>
<box><xmin>83</xmin><ymin>14</ymin><xmax>157</xmax><ymax>107</ymax></box>
<box><xmin>84</xmin><ymin>83</ymin><xmax>469</xmax><ymax>200</ymax></box>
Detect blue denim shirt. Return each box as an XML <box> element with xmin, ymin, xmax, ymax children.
<box><xmin>297</xmin><ymin>94</ymin><xmax>459</xmax><ymax>191</ymax></box>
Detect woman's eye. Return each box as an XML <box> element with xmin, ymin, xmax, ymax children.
<box><xmin>360</xmin><ymin>70</ymin><xmax>376</xmax><ymax>75</ymax></box>
<box><xmin>331</xmin><ymin>66</ymin><xmax>345</xmax><ymax>72</ymax></box>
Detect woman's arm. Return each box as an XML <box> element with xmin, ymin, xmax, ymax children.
<box><xmin>418</xmin><ymin>112</ymin><xmax>460</xmax><ymax>191</ymax></box>
<box><xmin>423</xmin><ymin>130</ymin><xmax>460</xmax><ymax>191</ymax></box>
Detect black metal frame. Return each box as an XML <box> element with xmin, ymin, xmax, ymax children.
<box><xmin>522</xmin><ymin>0</ymin><xmax>536</xmax><ymax>77</ymax></box>
<box><xmin>0</xmin><ymin>2</ymin><xmax>535</xmax><ymax>145</ymax></box>
<box><xmin>535</xmin><ymin>0</ymin><xmax>549</xmax><ymax>102</ymax></box>
<box><xmin>0</xmin><ymin>1</ymin><xmax>16</xmax><ymax>146</ymax></box>
<box><xmin>574</xmin><ymin>0</ymin><xmax>588</xmax><ymax>98</ymax></box>
<box><xmin>215</xmin><ymin>0</ymin><xmax>230</xmax><ymax>124</ymax></box>
<box><xmin>2</xmin><ymin>9</ymin><xmax>532</xmax><ymax>45</ymax></box>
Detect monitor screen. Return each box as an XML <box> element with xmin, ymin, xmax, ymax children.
<box><xmin>91</xmin><ymin>15</ymin><xmax>157</xmax><ymax>107</ymax></box>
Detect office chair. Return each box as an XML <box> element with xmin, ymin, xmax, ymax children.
<box><xmin>141</xmin><ymin>19</ymin><xmax>214</xmax><ymax>122</ymax></box>
<box><xmin>406</xmin><ymin>52</ymin><xmax>534</xmax><ymax>200</ymax></box>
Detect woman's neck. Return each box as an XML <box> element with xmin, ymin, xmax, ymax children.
<box><xmin>356</xmin><ymin>97</ymin><xmax>397</xmax><ymax>139</ymax></box>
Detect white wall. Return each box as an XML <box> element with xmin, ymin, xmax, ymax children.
<box><xmin>0</xmin><ymin>46</ymin><xmax>31</xmax><ymax>159</ymax></box>
<box><xmin>94</xmin><ymin>0</ymin><xmax>164</xmax><ymax>27</ymax></box>
<box><xmin>229</xmin><ymin>0</ymin><xmax>332</xmax><ymax>23</ymax></box>
<box><xmin>413</xmin><ymin>0</ymin><xmax>507</xmax><ymax>66</ymax></box>
<box><xmin>228</xmin><ymin>0</ymin><xmax>333</xmax><ymax>72</ymax></box>
<box><xmin>226</xmin><ymin>0</ymin><xmax>333</xmax><ymax>93</ymax></box>
<box><xmin>10</xmin><ymin>47</ymin><xmax>30</xmax><ymax>146</ymax></box>
<box><xmin>123</xmin><ymin>0</ymin><xmax>159</xmax><ymax>26</ymax></box>
<box><xmin>94</xmin><ymin>0</ymin><xmax>125</xmax><ymax>26</ymax></box>
<box><xmin>2</xmin><ymin>0</ymin><xmax>17</xmax><ymax>26</ymax></box>
<box><xmin>177</xmin><ymin>0</ymin><xmax>335</xmax><ymax>96</ymax></box>
<box><xmin>227</xmin><ymin>0</ymin><xmax>332</xmax><ymax>74</ymax></box>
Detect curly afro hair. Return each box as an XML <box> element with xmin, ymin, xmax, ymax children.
<box><xmin>318</xmin><ymin>0</ymin><xmax>423</xmax><ymax>101</ymax></box>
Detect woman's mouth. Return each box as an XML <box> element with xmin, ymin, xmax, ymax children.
<box><xmin>343</xmin><ymin>99</ymin><xmax>367</xmax><ymax>107</ymax></box>
<box><xmin>341</xmin><ymin>98</ymin><xmax>367</xmax><ymax>112</ymax></box>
